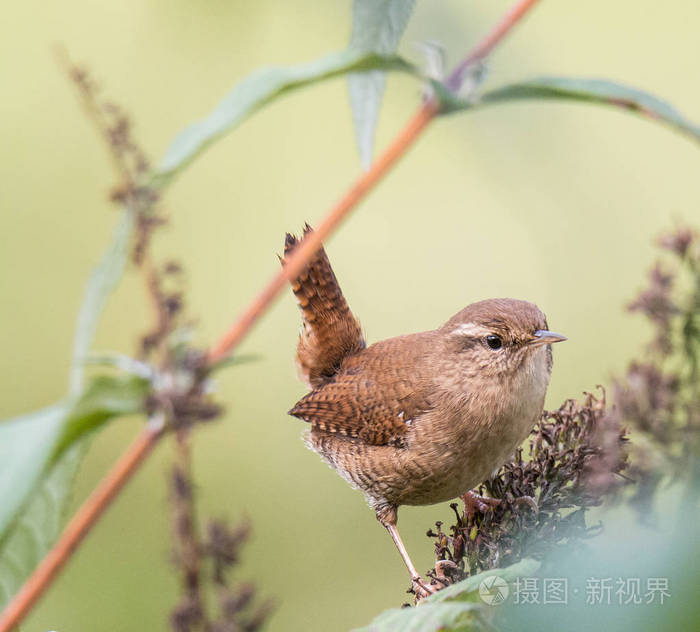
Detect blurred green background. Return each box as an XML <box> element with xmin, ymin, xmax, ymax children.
<box><xmin>2</xmin><ymin>1</ymin><xmax>700</xmax><ymax>630</ymax></box>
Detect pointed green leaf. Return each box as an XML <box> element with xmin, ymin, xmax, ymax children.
<box><xmin>425</xmin><ymin>557</ymin><xmax>541</xmax><ymax>603</ymax></box>
<box><xmin>354</xmin><ymin>601</ymin><xmax>481</xmax><ymax>632</ymax></box>
<box><xmin>0</xmin><ymin>442</ymin><xmax>83</xmax><ymax>610</ymax></box>
<box><xmin>348</xmin><ymin>0</ymin><xmax>416</xmax><ymax>168</ymax></box>
<box><xmin>0</xmin><ymin>405</ymin><xmax>69</xmax><ymax>542</ymax></box>
<box><xmin>436</xmin><ymin>76</ymin><xmax>700</xmax><ymax>144</ymax></box>
<box><xmin>0</xmin><ymin>374</ymin><xmax>148</xmax><ymax>547</ymax></box>
<box><xmin>155</xmin><ymin>49</ymin><xmax>416</xmax><ymax>184</ymax></box>
<box><xmin>0</xmin><ymin>373</ymin><xmax>148</xmax><ymax>605</ymax></box>
<box><xmin>52</xmin><ymin>374</ymin><xmax>150</xmax><ymax>462</ymax></box>
<box><xmin>356</xmin><ymin>558</ymin><xmax>540</xmax><ymax>632</ymax></box>
<box><xmin>69</xmin><ymin>209</ymin><xmax>134</xmax><ymax>396</ymax></box>
<box><xmin>0</xmin><ymin>145</ymin><xmax>140</xmax><ymax>610</ymax></box>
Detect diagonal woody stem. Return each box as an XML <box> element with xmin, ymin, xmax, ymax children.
<box><xmin>0</xmin><ymin>2</ymin><xmax>540</xmax><ymax>629</ymax></box>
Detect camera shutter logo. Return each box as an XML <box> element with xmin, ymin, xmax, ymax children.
<box><xmin>479</xmin><ymin>576</ymin><xmax>510</xmax><ymax>605</ymax></box>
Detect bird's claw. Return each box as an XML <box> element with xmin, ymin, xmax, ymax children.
<box><xmin>461</xmin><ymin>490</ymin><xmax>501</xmax><ymax>518</ymax></box>
<box><xmin>434</xmin><ymin>559</ymin><xmax>459</xmax><ymax>578</ymax></box>
<box><xmin>411</xmin><ymin>575</ymin><xmax>438</xmax><ymax>600</ymax></box>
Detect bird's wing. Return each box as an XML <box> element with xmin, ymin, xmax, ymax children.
<box><xmin>288</xmin><ymin>337</ymin><xmax>434</xmax><ymax>446</ymax></box>
<box><xmin>283</xmin><ymin>225</ymin><xmax>365</xmax><ymax>388</ymax></box>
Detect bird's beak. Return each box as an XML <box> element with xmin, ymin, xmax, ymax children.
<box><xmin>529</xmin><ymin>330</ymin><xmax>568</xmax><ymax>347</ymax></box>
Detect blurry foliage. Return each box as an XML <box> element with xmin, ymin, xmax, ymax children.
<box><xmin>357</xmin><ymin>558</ymin><xmax>541</xmax><ymax>632</ymax></box>
<box><xmin>347</xmin><ymin>0</ymin><xmax>417</xmax><ymax>167</ymax></box>
<box><xmin>442</xmin><ymin>77</ymin><xmax>700</xmax><ymax>144</ymax></box>
<box><xmin>616</xmin><ymin>227</ymin><xmax>700</xmax><ymax>511</ymax></box>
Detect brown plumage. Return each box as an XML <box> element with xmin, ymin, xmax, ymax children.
<box><xmin>283</xmin><ymin>227</ymin><xmax>566</xmax><ymax>597</ymax></box>
<box><xmin>283</xmin><ymin>225</ymin><xmax>365</xmax><ymax>388</ymax></box>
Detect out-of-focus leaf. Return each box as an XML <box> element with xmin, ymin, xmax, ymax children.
<box><xmin>435</xmin><ymin>76</ymin><xmax>700</xmax><ymax>144</ymax></box>
<box><xmin>0</xmin><ymin>205</ymin><xmax>139</xmax><ymax>594</ymax></box>
<box><xmin>0</xmin><ymin>175</ymin><xmax>139</xmax><ymax>608</ymax></box>
<box><xmin>0</xmin><ymin>373</ymin><xmax>148</xmax><ymax>605</ymax></box>
<box><xmin>356</xmin><ymin>558</ymin><xmax>540</xmax><ymax>632</ymax></box>
<box><xmin>354</xmin><ymin>602</ymin><xmax>481</xmax><ymax>632</ymax></box>
<box><xmin>0</xmin><ymin>375</ymin><xmax>148</xmax><ymax>542</ymax></box>
<box><xmin>52</xmin><ymin>374</ymin><xmax>150</xmax><ymax>461</ymax></box>
<box><xmin>69</xmin><ymin>209</ymin><xmax>134</xmax><ymax>396</ymax></box>
<box><xmin>348</xmin><ymin>0</ymin><xmax>416</xmax><ymax>168</ymax></box>
<box><xmin>494</xmin><ymin>486</ymin><xmax>699</xmax><ymax>632</ymax></box>
<box><xmin>156</xmin><ymin>49</ymin><xmax>416</xmax><ymax>183</ymax></box>
<box><xmin>426</xmin><ymin>557</ymin><xmax>541</xmax><ymax>604</ymax></box>
<box><xmin>0</xmin><ymin>405</ymin><xmax>69</xmax><ymax>543</ymax></box>
<box><xmin>0</xmin><ymin>442</ymin><xmax>83</xmax><ymax>610</ymax></box>
<box><xmin>84</xmin><ymin>352</ymin><xmax>154</xmax><ymax>380</ymax></box>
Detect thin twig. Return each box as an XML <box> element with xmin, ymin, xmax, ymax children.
<box><xmin>445</xmin><ymin>0</ymin><xmax>540</xmax><ymax>90</ymax></box>
<box><xmin>0</xmin><ymin>2</ymin><xmax>541</xmax><ymax>628</ymax></box>
<box><xmin>0</xmin><ymin>419</ymin><xmax>164</xmax><ymax>632</ymax></box>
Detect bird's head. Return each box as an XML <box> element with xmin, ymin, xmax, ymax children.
<box><xmin>439</xmin><ymin>298</ymin><xmax>567</xmax><ymax>381</ymax></box>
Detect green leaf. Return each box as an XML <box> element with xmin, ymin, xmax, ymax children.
<box><xmin>0</xmin><ymin>170</ymin><xmax>139</xmax><ymax>608</ymax></box>
<box><xmin>436</xmin><ymin>76</ymin><xmax>700</xmax><ymax>144</ymax></box>
<box><xmin>0</xmin><ymin>405</ymin><xmax>69</xmax><ymax>542</ymax></box>
<box><xmin>426</xmin><ymin>557</ymin><xmax>541</xmax><ymax>603</ymax></box>
<box><xmin>0</xmin><ymin>442</ymin><xmax>83</xmax><ymax>610</ymax></box>
<box><xmin>69</xmin><ymin>209</ymin><xmax>134</xmax><ymax>396</ymax></box>
<box><xmin>354</xmin><ymin>602</ymin><xmax>481</xmax><ymax>632</ymax></box>
<box><xmin>155</xmin><ymin>49</ymin><xmax>416</xmax><ymax>184</ymax></box>
<box><xmin>0</xmin><ymin>374</ymin><xmax>148</xmax><ymax>605</ymax></box>
<box><xmin>52</xmin><ymin>374</ymin><xmax>150</xmax><ymax>462</ymax></box>
<box><xmin>356</xmin><ymin>558</ymin><xmax>540</xmax><ymax>632</ymax></box>
<box><xmin>348</xmin><ymin>0</ymin><xmax>416</xmax><ymax>168</ymax></box>
<box><xmin>0</xmin><ymin>375</ymin><xmax>148</xmax><ymax>547</ymax></box>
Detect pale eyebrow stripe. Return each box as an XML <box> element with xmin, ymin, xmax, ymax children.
<box><xmin>450</xmin><ymin>323</ymin><xmax>488</xmax><ymax>337</ymax></box>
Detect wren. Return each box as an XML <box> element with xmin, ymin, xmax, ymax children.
<box><xmin>283</xmin><ymin>226</ymin><xmax>566</xmax><ymax>596</ymax></box>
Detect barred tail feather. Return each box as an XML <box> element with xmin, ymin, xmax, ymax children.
<box><xmin>283</xmin><ymin>225</ymin><xmax>365</xmax><ymax>387</ymax></box>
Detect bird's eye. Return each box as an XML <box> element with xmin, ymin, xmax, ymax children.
<box><xmin>486</xmin><ymin>335</ymin><xmax>503</xmax><ymax>350</ymax></box>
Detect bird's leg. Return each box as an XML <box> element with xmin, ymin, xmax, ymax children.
<box><xmin>377</xmin><ymin>505</ymin><xmax>436</xmax><ymax>599</ymax></box>
<box><xmin>461</xmin><ymin>490</ymin><xmax>501</xmax><ymax>518</ymax></box>
<box><xmin>385</xmin><ymin>524</ymin><xmax>436</xmax><ymax>599</ymax></box>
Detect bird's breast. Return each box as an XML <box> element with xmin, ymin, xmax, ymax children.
<box><xmin>396</xmin><ymin>347</ymin><xmax>551</xmax><ymax>504</ymax></box>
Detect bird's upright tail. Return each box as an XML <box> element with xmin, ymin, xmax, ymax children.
<box><xmin>282</xmin><ymin>224</ymin><xmax>365</xmax><ymax>388</ymax></box>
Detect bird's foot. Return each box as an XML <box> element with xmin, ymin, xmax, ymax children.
<box><xmin>461</xmin><ymin>490</ymin><xmax>501</xmax><ymax>518</ymax></box>
<box><xmin>434</xmin><ymin>559</ymin><xmax>460</xmax><ymax>579</ymax></box>
<box><xmin>410</xmin><ymin>575</ymin><xmax>438</xmax><ymax>600</ymax></box>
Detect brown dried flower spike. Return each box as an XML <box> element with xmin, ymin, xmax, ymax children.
<box><xmin>428</xmin><ymin>390</ymin><xmax>628</xmax><ymax>586</ymax></box>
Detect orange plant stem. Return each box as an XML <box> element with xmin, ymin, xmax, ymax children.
<box><xmin>446</xmin><ymin>0</ymin><xmax>540</xmax><ymax>88</ymax></box>
<box><xmin>0</xmin><ymin>1</ymin><xmax>541</xmax><ymax>629</ymax></box>
<box><xmin>0</xmin><ymin>424</ymin><xmax>163</xmax><ymax>632</ymax></box>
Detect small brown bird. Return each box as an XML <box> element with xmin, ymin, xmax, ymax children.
<box><xmin>283</xmin><ymin>227</ymin><xmax>566</xmax><ymax>596</ymax></box>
